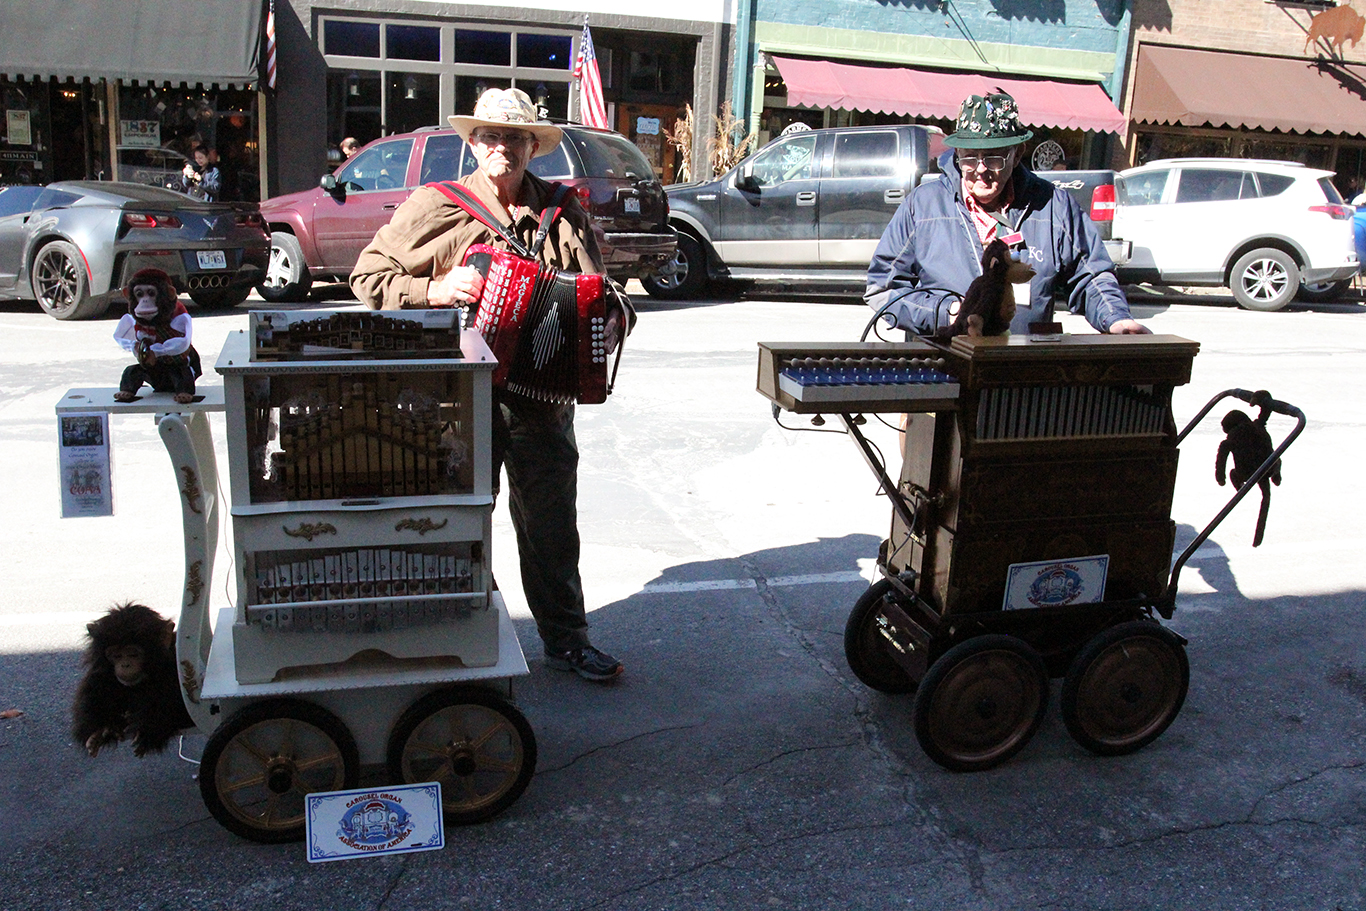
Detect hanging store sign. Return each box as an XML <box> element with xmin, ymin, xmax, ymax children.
<box><xmin>119</xmin><ymin>120</ymin><xmax>162</xmax><ymax>149</ymax></box>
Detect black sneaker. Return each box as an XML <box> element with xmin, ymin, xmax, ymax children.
<box><xmin>545</xmin><ymin>645</ymin><xmax>623</xmax><ymax>681</ymax></box>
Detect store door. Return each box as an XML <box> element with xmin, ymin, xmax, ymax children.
<box><xmin>617</xmin><ymin>104</ymin><xmax>681</xmax><ymax>182</ymax></box>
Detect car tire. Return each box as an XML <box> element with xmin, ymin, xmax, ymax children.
<box><xmin>32</xmin><ymin>240</ymin><xmax>107</xmax><ymax>320</ymax></box>
<box><xmin>641</xmin><ymin>232</ymin><xmax>708</xmax><ymax>300</ymax></box>
<box><xmin>1295</xmin><ymin>278</ymin><xmax>1352</xmax><ymax>303</ymax></box>
<box><xmin>1230</xmin><ymin>247</ymin><xmax>1299</xmax><ymax>311</ymax></box>
<box><xmin>190</xmin><ymin>286</ymin><xmax>252</xmax><ymax>310</ymax></box>
<box><xmin>257</xmin><ymin>232</ymin><xmax>313</xmax><ymax>303</ymax></box>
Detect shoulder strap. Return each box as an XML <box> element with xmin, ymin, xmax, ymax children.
<box><xmin>529</xmin><ymin>182</ymin><xmax>571</xmax><ymax>259</ymax></box>
<box><xmin>427</xmin><ymin>181</ymin><xmax>532</xmax><ymax>259</ymax></box>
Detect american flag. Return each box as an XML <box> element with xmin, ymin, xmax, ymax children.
<box><xmin>264</xmin><ymin>0</ymin><xmax>278</xmax><ymax>90</ymax></box>
<box><xmin>574</xmin><ymin>22</ymin><xmax>609</xmax><ymax>130</ymax></box>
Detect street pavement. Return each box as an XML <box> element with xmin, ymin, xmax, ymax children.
<box><xmin>1</xmin><ymin>282</ymin><xmax>1364</xmax><ymax>910</ymax></box>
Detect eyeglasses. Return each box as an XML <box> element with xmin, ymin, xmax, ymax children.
<box><xmin>957</xmin><ymin>155</ymin><xmax>1009</xmax><ymax>172</ymax></box>
<box><xmin>472</xmin><ymin>130</ymin><xmax>534</xmax><ymax>148</ymax></box>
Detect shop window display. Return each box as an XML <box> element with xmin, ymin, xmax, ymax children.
<box><xmin>115</xmin><ymin>85</ymin><xmax>257</xmax><ymax>201</ymax></box>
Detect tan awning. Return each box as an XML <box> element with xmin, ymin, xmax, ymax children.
<box><xmin>1132</xmin><ymin>44</ymin><xmax>1366</xmax><ymax>137</ymax></box>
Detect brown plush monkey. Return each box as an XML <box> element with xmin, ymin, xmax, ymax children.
<box><xmin>1216</xmin><ymin>391</ymin><xmax>1281</xmax><ymax>547</ymax></box>
<box><xmin>941</xmin><ymin>239</ymin><xmax>1018</xmax><ymax>338</ymax></box>
<box><xmin>71</xmin><ymin>603</ymin><xmax>193</xmax><ymax>757</ymax></box>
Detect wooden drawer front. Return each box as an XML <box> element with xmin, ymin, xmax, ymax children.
<box><xmin>236</xmin><ymin>506</ymin><xmax>487</xmax><ymax>551</ymax></box>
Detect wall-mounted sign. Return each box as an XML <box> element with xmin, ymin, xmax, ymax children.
<box><xmin>120</xmin><ymin>120</ymin><xmax>162</xmax><ymax>149</ymax></box>
<box><xmin>6</xmin><ymin>110</ymin><xmax>32</xmax><ymax>146</ymax></box>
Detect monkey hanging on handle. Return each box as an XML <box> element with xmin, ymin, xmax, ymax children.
<box><xmin>71</xmin><ymin>602</ymin><xmax>192</xmax><ymax>757</ymax></box>
<box><xmin>1216</xmin><ymin>390</ymin><xmax>1283</xmax><ymax>547</ymax></box>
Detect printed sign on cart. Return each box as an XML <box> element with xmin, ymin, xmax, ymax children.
<box><xmin>57</xmin><ymin>412</ymin><xmax>113</xmax><ymax>518</ymax></box>
<box><xmin>1003</xmin><ymin>555</ymin><xmax>1109</xmax><ymax>611</ymax></box>
<box><xmin>305</xmin><ymin>783</ymin><xmax>444</xmax><ymax>863</ymax></box>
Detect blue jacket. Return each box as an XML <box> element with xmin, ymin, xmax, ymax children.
<box><xmin>865</xmin><ymin>152</ymin><xmax>1132</xmax><ymax>335</ymax></box>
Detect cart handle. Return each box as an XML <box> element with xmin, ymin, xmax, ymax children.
<box><xmin>1158</xmin><ymin>389</ymin><xmax>1305</xmax><ymax>617</ymax></box>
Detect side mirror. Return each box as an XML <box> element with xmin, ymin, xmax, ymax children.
<box><xmin>735</xmin><ymin>163</ymin><xmax>759</xmax><ymax>193</ymax></box>
<box><xmin>319</xmin><ymin>174</ymin><xmax>342</xmax><ymax>195</ymax></box>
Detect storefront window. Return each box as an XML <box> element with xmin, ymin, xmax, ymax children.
<box><xmin>115</xmin><ymin>84</ymin><xmax>257</xmax><ymax>200</ymax></box>
<box><xmin>325</xmin><ymin>20</ymin><xmax>381</xmax><ymax>58</ymax></box>
<box><xmin>385</xmin><ymin>73</ymin><xmax>440</xmax><ymax>136</ymax></box>
<box><xmin>454</xmin><ymin>30</ymin><xmax>511</xmax><ymax>66</ymax></box>
<box><xmin>387</xmin><ymin>25</ymin><xmax>440</xmax><ymax>62</ymax></box>
<box><xmin>516</xmin><ymin>34</ymin><xmax>572</xmax><ymax>70</ymax></box>
<box><xmin>0</xmin><ymin>79</ymin><xmax>52</xmax><ymax>185</ymax></box>
<box><xmin>321</xmin><ymin>17</ymin><xmax>574</xmax><ymax>153</ymax></box>
<box><xmin>328</xmin><ymin>71</ymin><xmax>382</xmax><ymax>148</ymax></box>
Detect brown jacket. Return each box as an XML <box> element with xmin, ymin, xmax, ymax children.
<box><xmin>350</xmin><ymin>168</ymin><xmax>604</xmax><ymax>310</ymax></box>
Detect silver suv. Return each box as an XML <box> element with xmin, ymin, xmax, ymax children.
<box><xmin>1113</xmin><ymin>158</ymin><xmax>1357</xmax><ymax>310</ymax></box>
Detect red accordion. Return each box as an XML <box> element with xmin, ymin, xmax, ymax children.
<box><xmin>463</xmin><ymin>243</ymin><xmax>609</xmax><ymax>405</ymax></box>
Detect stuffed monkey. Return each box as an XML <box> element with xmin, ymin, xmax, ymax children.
<box><xmin>112</xmin><ymin>268</ymin><xmax>201</xmax><ymax>404</ymax></box>
<box><xmin>1216</xmin><ymin>391</ymin><xmax>1282</xmax><ymax>547</ymax></box>
<box><xmin>940</xmin><ymin>239</ymin><xmax>1025</xmax><ymax>338</ymax></box>
<box><xmin>71</xmin><ymin>602</ymin><xmax>193</xmax><ymax>757</ymax></box>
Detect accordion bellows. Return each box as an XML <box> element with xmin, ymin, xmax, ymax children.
<box><xmin>464</xmin><ymin>243</ymin><xmax>609</xmax><ymax>405</ymax></box>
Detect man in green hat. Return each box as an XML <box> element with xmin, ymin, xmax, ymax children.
<box><xmin>866</xmin><ymin>91</ymin><xmax>1146</xmax><ymax>335</ymax></box>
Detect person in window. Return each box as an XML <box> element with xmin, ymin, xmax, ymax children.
<box><xmin>341</xmin><ymin>137</ymin><xmax>361</xmax><ymax>159</ymax></box>
<box><xmin>866</xmin><ymin>92</ymin><xmax>1147</xmax><ymax>336</ymax></box>
<box><xmin>350</xmin><ymin>88</ymin><xmax>633</xmax><ymax>682</ymax></box>
<box><xmin>179</xmin><ymin>147</ymin><xmax>220</xmax><ymax>202</ymax></box>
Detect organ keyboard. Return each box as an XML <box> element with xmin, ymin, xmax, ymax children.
<box><xmin>757</xmin><ymin>341</ymin><xmax>960</xmax><ymax>414</ymax></box>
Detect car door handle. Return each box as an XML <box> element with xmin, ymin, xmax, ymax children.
<box><xmin>383</xmin><ymin>203</ymin><xmax>399</xmax><ymax>210</ymax></box>
<box><xmin>884</xmin><ymin>189</ymin><xmax>905</xmax><ymax>204</ymax></box>
<box><xmin>796</xmin><ymin>191</ymin><xmax>816</xmax><ymax>207</ymax></box>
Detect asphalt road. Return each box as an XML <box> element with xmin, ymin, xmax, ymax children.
<box><xmin>1</xmin><ymin>283</ymin><xmax>1363</xmax><ymax>910</ymax></box>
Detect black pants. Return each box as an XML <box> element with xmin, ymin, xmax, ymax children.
<box><xmin>491</xmin><ymin>389</ymin><xmax>588</xmax><ymax>653</ymax></box>
<box><xmin>119</xmin><ymin>361</ymin><xmax>196</xmax><ymax>396</ymax></box>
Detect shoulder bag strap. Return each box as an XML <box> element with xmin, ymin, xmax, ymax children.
<box><xmin>427</xmin><ymin>181</ymin><xmax>532</xmax><ymax>259</ymax></box>
<box><xmin>529</xmin><ymin>182</ymin><xmax>571</xmax><ymax>259</ymax></box>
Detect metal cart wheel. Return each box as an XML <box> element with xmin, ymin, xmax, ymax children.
<box><xmin>199</xmin><ymin>699</ymin><xmax>359</xmax><ymax>843</ymax></box>
<box><xmin>912</xmin><ymin>634</ymin><xmax>1049</xmax><ymax>772</ymax></box>
<box><xmin>1061</xmin><ymin>620</ymin><xmax>1189</xmax><ymax>756</ymax></box>
<box><xmin>386</xmin><ymin>686</ymin><xmax>537</xmax><ymax>825</ymax></box>
<box><xmin>844</xmin><ymin>580</ymin><xmax>918</xmax><ymax>693</ymax></box>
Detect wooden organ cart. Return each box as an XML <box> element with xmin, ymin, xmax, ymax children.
<box><xmin>58</xmin><ymin>309</ymin><xmax>537</xmax><ymax>842</ymax></box>
<box><xmin>759</xmin><ymin>333</ymin><xmax>1303</xmax><ymax>771</ymax></box>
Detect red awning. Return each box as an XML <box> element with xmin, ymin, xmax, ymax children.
<box><xmin>1131</xmin><ymin>44</ymin><xmax>1366</xmax><ymax>136</ymax></box>
<box><xmin>771</xmin><ymin>56</ymin><xmax>1127</xmax><ymax>134</ymax></box>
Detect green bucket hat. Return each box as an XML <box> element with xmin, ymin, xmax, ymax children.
<box><xmin>944</xmin><ymin>92</ymin><xmax>1034</xmax><ymax>149</ymax></box>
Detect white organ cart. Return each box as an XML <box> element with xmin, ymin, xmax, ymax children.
<box><xmin>57</xmin><ymin>309</ymin><xmax>536</xmax><ymax>843</ymax></box>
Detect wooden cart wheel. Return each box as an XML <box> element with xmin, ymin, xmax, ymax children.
<box><xmin>1061</xmin><ymin>620</ymin><xmax>1189</xmax><ymax>756</ymax></box>
<box><xmin>199</xmin><ymin>699</ymin><xmax>358</xmax><ymax>843</ymax></box>
<box><xmin>387</xmin><ymin>687</ymin><xmax>537</xmax><ymax>825</ymax></box>
<box><xmin>912</xmin><ymin>635</ymin><xmax>1049</xmax><ymax>772</ymax></box>
<box><xmin>844</xmin><ymin>580</ymin><xmax>919</xmax><ymax>694</ymax></box>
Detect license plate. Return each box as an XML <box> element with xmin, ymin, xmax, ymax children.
<box><xmin>196</xmin><ymin>250</ymin><xmax>227</xmax><ymax>269</ymax></box>
<box><xmin>624</xmin><ymin>197</ymin><xmax>641</xmax><ymax>214</ymax></box>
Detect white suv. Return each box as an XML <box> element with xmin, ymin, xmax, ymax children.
<box><xmin>1113</xmin><ymin>158</ymin><xmax>1357</xmax><ymax>310</ymax></box>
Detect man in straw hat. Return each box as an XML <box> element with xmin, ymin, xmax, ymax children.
<box><xmin>352</xmin><ymin>87</ymin><xmax>630</xmax><ymax>681</ymax></box>
<box><xmin>866</xmin><ymin>91</ymin><xmax>1146</xmax><ymax>336</ymax></box>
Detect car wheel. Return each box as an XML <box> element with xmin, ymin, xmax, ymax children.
<box><xmin>641</xmin><ymin>232</ymin><xmax>708</xmax><ymax>300</ymax></box>
<box><xmin>1230</xmin><ymin>247</ymin><xmax>1299</xmax><ymax>311</ymax></box>
<box><xmin>257</xmin><ymin>232</ymin><xmax>313</xmax><ymax>303</ymax></box>
<box><xmin>190</xmin><ymin>286</ymin><xmax>252</xmax><ymax>310</ymax></box>
<box><xmin>1295</xmin><ymin>278</ymin><xmax>1352</xmax><ymax>303</ymax></box>
<box><xmin>32</xmin><ymin>240</ymin><xmax>107</xmax><ymax>320</ymax></box>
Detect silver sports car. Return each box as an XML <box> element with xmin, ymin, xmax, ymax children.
<box><xmin>0</xmin><ymin>181</ymin><xmax>271</xmax><ymax>320</ymax></box>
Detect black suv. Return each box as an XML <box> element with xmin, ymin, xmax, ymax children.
<box><xmin>257</xmin><ymin>125</ymin><xmax>674</xmax><ymax>302</ymax></box>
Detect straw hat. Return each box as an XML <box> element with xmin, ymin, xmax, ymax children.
<box><xmin>447</xmin><ymin>87</ymin><xmax>563</xmax><ymax>158</ymax></box>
